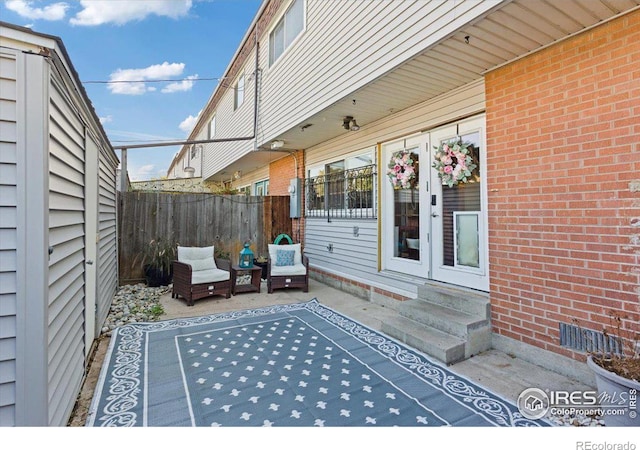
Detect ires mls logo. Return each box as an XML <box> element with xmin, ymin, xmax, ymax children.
<box><xmin>517</xmin><ymin>387</ymin><xmax>637</xmax><ymax>421</ymax></box>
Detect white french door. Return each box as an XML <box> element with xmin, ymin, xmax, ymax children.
<box><xmin>382</xmin><ymin>134</ymin><xmax>429</xmax><ymax>277</ymax></box>
<box><xmin>382</xmin><ymin>115</ymin><xmax>489</xmax><ymax>291</ymax></box>
<box><xmin>430</xmin><ymin>116</ymin><xmax>488</xmax><ymax>291</ymax></box>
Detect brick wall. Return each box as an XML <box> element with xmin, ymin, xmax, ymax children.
<box><xmin>485</xmin><ymin>11</ymin><xmax>640</xmax><ymax>360</ymax></box>
<box><xmin>269</xmin><ymin>150</ymin><xmax>306</xmax><ymax>244</ymax></box>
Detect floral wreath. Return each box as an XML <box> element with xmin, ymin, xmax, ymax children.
<box><xmin>387</xmin><ymin>150</ymin><xmax>418</xmax><ymax>189</ymax></box>
<box><xmin>432</xmin><ymin>141</ymin><xmax>477</xmax><ymax>188</ymax></box>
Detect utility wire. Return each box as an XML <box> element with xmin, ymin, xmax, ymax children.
<box><xmin>82</xmin><ymin>77</ymin><xmax>225</xmax><ymax>84</ymax></box>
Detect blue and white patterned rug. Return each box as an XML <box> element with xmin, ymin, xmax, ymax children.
<box><xmin>86</xmin><ymin>299</ymin><xmax>548</xmax><ymax>427</ymax></box>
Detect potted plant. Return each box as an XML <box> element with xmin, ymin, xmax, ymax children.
<box><xmin>253</xmin><ymin>254</ymin><xmax>268</xmax><ymax>280</ymax></box>
<box><xmin>579</xmin><ymin>311</ymin><xmax>639</xmax><ymax>426</ymax></box>
<box><xmin>135</xmin><ymin>237</ymin><xmax>177</xmax><ymax>287</ymax></box>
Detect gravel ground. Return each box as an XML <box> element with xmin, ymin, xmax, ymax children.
<box><xmin>100</xmin><ymin>283</ymin><xmax>172</xmax><ymax>336</ymax></box>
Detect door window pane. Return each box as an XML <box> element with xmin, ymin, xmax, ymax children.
<box><xmin>455</xmin><ymin>213</ymin><xmax>480</xmax><ymax>268</ymax></box>
<box><xmin>393</xmin><ymin>148</ymin><xmax>419</xmax><ymax>260</ymax></box>
<box><xmin>441</xmin><ymin>131</ymin><xmax>481</xmax><ymax>267</ymax></box>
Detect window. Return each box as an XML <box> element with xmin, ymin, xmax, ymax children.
<box><xmin>190</xmin><ymin>145</ymin><xmax>198</xmax><ymax>159</ymax></box>
<box><xmin>254</xmin><ymin>179</ymin><xmax>269</xmax><ymax>196</ymax></box>
<box><xmin>237</xmin><ymin>185</ymin><xmax>251</xmax><ymax>196</ymax></box>
<box><xmin>234</xmin><ymin>72</ymin><xmax>244</xmax><ymax>110</ymax></box>
<box><xmin>306</xmin><ymin>151</ymin><xmax>376</xmax><ymax>219</ymax></box>
<box><xmin>209</xmin><ymin>115</ymin><xmax>216</xmax><ymax>138</ymax></box>
<box><xmin>269</xmin><ymin>0</ymin><xmax>304</xmax><ymax>66</ymax></box>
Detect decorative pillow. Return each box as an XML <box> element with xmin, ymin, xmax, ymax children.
<box><xmin>177</xmin><ymin>246</ymin><xmax>217</xmax><ymax>271</ymax></box>
<box><xmin>268</xmin><ymin>243</ymin><xmax>301</xmax><ymax>265</ymax></box>
<box><xmin>275</xmin><ymin>249</ymin><xmax>295</xmax><ymax>266</ymax></box>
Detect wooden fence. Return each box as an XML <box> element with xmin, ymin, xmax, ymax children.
<box><xmin>118</xmin><ymin>191</ymin><xmax>291</xmax><ymax>283</ymax></box>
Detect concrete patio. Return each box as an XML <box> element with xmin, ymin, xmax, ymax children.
<box><xmin>70</xmin><ymin>278</ymin><xmax>597</xmax><ymax>427</ymax></box>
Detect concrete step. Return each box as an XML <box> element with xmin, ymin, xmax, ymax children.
<box><xmin>398</xmin><ymin>299</ymin><xmax>489</xmax><ymax>339</ymax></box>
<box><xmin>416</xmin><ymin>282</ymin><xmax>489</xmax><ymax>318</ymax></box>
<box><xmin>382</xmin><ymin>316</ymin><xmax>466</xmax><ymax>365</ymax></box>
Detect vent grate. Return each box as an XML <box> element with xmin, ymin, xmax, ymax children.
<box><xmin>559</xmin><ymin>322</ymin><xmax>622</xmax><ymax>355</ymax></box>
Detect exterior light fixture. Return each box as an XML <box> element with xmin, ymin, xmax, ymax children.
<box><xmin>271</xmin><ymin>140</ymin><xmax>285</xmax><ymax>149</ymax></box>
<box><xmin>343</xmin><ymin>116</ymin><xmax>360</xmax><ymax>131</ymax></box>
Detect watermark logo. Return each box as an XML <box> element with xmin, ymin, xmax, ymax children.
<box><xmin>517</xmin><ymin>387</ymin><xmax>638</xmax><ymax>421</ymax></box>
<box><xmin>517</xmin><ymin>387</ymin><xmax>550</xmax><ymax>420</ymax></box>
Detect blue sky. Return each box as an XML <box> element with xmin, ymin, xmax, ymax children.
<box><xmin>1</xmin><ymin>0</ymin><xmax>262</xmax><ymax>180</ymax></box>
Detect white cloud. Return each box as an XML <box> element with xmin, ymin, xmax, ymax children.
<box><xmin>162</xmin><ymin>75</ymin><xmax>199</xmax><ymax>93</ymax></box>
<box><xmin>70</xmin><ymin>0</ymin><xmax>192</xmax><ymax>26</ymax></box>
<box><xmin>99</xmin><ymin>115</ymin><xmax>113</xmax><ymax>124</ymax></box>
<box><xmin>179</xmin><ymin>111</ymin><xmax>200</xmax><ymax>134</ymax></box>
<box><xmin>6</xmin><ymin>0</ymin><xmax>69</xmax><ymax>21</ymax></box>
<box><xmin>130</xmin><ymin>164</ymin><xmax>156</xmax><ymax>181</ymax></box>
<box><xmin>108</xmin><ymin>62</ymin><xmax>185</xmax><ymax>95</ymax></box>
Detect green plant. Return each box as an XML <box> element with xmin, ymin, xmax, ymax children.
<box><xmin>134</xmin><ymin>237</ymin><xmax>177</xmax><ymax>274</ymax></box>
<box><xmin>148</xmin><ymin>304</ymin><xmax>165</xmax><ymax>320</ymax></box>
<box><xmin>214</xmin><ymin>247</ymin><xmax>230</xmax><ymax>260</ymax></box>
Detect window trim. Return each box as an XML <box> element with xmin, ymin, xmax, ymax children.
<box><xmin>305</xmin><ymin>149</ymin><xmax>377</xmax><ymax>219</ymax></box>
<box><xmin>268</xmin><ymin>0</ymin><xmax>306</xmax><ymax>68</ymax></box>
<box><xmin>234</xmin><ymin>72</ymin><xmax>245</xmax><ymax>110</ymax></box>
<box><xmin>237</xmin><ymin>185</ymin><xmax>251</xmax><ymax>196</ymax></box>
<box><xmin>254</xmin><ymin>179</ymin><xmax>269</xmax><ymax>196</ymax></box>
<box><xmin>209</xmin><ymin>115</ymin><xmax>216</xmax><ymax>138</ymax></box>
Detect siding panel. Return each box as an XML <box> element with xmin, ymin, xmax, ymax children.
<box><xmin>259</xmin><ymin>1</ymin><xmax>496</xmax><ymax>139</ymax></box>
<box><xmin>0</xmin><ymin>50</ymin><xmax>18</xmax><ymax>427</ymax></box>
<box><xmin>202</xmin><ymin>61</ymin><xmax>257</xmax><ymax>178</ymax></box>
<box><xmin>46</xmin><ymin>76</ymin><xmax>85</xmax><ymax>426</ymax></box>
<box><xmin>96</xmin><ymin>141</ymin><xmax>118</xmax><ymax>329</ymax></box>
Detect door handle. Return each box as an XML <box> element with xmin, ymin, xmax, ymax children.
<box><xmin>431</xmin><ymin>212</ymin><xmax>439</xmax><ymax>217</ymax></box>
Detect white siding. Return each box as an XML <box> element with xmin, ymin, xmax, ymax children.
<box><xmin>305</xmin><ymin>79</ymin><xmax>485</xmax><ymax>297</ymax></box>
<box><xmin>258</xmin><ymin>0</ymin><xmax>497</xmax><ymax>140</ymax></box>
<box><xmin>202</xmin><ymin>58</ymin><xmax>257</xmax><ymax>178</ymax></box>
<box><xmin>47</xmin><ymin>74</ymin><xmax>86</xmax><ymax>426</ymax></box>
<box><xmin>96</xmin><ymin>140</ymin><xmax>118</xmax><ymax>331</ymax></box>
<box><xmin>0</xmin><ymin>50</ymin><xmax>18</xmax><ymax>426</ymax></box>
<box><xmin>1</xmin><ymin>23</ymin><xmax>119</xmax><ymax>427</ymax></box>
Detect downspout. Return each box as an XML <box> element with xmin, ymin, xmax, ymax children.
<box><xmin>114</xmin><ymin>25</ymin><xmax>261</xmax><ymax>181</ymax></box>
<box><xmin>253</xmin><ymin>27</ymin><xmax>260</xmax><ymax>151</ymax></box>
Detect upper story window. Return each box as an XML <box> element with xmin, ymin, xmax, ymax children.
<box><xmin>306</xmin><ymin>150</ymin><xmax>377</xmax><ymax>219</ymax></box>
<box><xmin>190</xmin><ymin>144</ymin><xmax>198</xmax><ymax>159</ymax></box>
<box><xmin>269</xmin><ymin>0</ymin><xmax>304</xmax><ymax>67</ymax></box>
<box><xmin>234</xmin><ymin>72</ymin><xmax>245</xmax><ymax>110</ymax></box>
<box><xmin>209</xmin><ymin>115</ymin><xmax>216</xmax><ymax>138</ymax></box>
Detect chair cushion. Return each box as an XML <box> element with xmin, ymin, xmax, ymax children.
<box><xmin>178</xmin><ymin>246</ymin><xmax>217</xmax><ymax>271</ymax></box>
<box><xmin>268</xmin><ymin>243</ymin><xmax>301</xmax><ymax>265</ymax></box>
<box><xmin>270</xmin><ymin>263</ymin><xmax>307</xmax><ymax>276</ymax></box>
<box><xmin>192</xmin><ymin>268</ymin><xmax>230</xmax><ymax>284</ymax></box>
<box><xmin>275</xmin><ymin>249</ymin><xmax>295</xmax><ymax>266</ymax></box>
